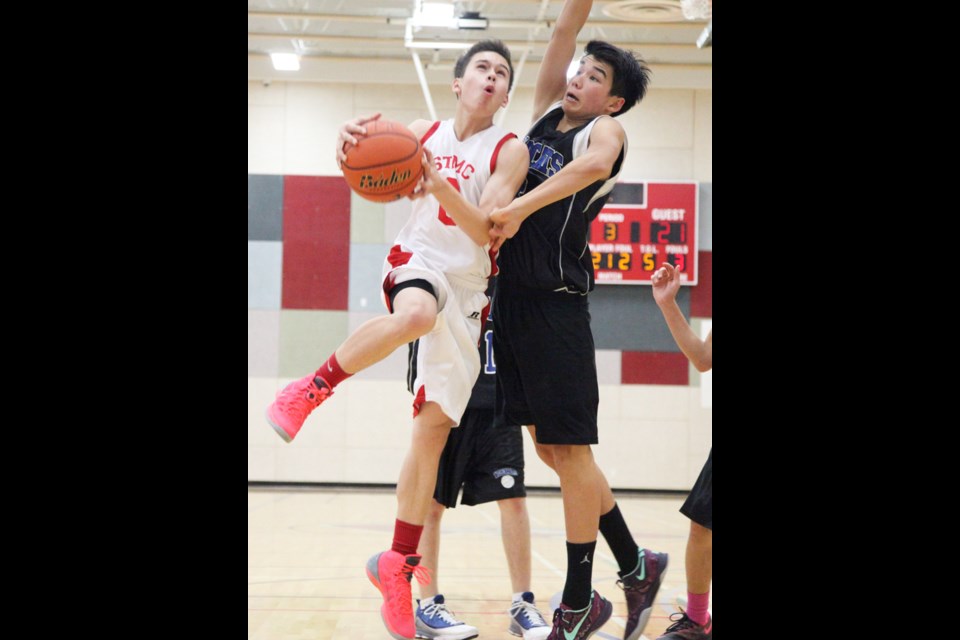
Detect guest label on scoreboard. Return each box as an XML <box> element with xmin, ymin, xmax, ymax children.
<box><xmin>589</xmin><ymin>182</ymin><xmax>698</xmax><ymax>285</ymax></box>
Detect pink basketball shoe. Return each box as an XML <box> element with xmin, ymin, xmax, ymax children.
<box><xmin>366</xmin><ymin>549</ymin><xmax>431</xmax><ymax>640</ymax></box>
<box><xmin>265</xmin><ymin>374</ymin><xmax>332</xmax><ymax>442</ymax></box>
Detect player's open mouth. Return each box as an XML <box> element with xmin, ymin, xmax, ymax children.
<box><xmin>484</xmin><ymin>85</ymin><xmax>495</xmax><ymax>94</ymax></box>
<box><xmin>565</xmin><ymin>92</ymin><xmax>578</xmax><ymax>103</ymax></box>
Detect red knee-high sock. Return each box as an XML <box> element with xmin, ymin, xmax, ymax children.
<box><xmin>315</xmin><ymin>353</ymin><xmax>352</xmax><ymax>389</ymax></box>
<box><xmin>391</xmin><ymin>519</ymin><xmax>423</xmax><ymax>556</ymax></box>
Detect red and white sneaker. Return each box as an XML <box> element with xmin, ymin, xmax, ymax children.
<box><xmin>265</xmin><ymin>374</ymin><xmax>332</xmax><ymax>442</ymax></box>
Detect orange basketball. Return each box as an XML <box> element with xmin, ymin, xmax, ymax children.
<box><xmin>341</xmin><ymin>119</ymin><xmax>424</xmax><ymax>203</ymax></box>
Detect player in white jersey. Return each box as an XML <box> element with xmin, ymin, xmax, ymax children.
<box><xmin>266</xmin><ymin>40</ymin><xmax>529</xmax><ymax>640</ymax></box>
<box><xmin>385</xmin><ymin>119</ymin><xmax>518</xmax><ymax>427</ymax></box>
<box><xmin>391</xmin><ymin>120</ymin><xmax>515</xmax><ymax>291</ymax></box>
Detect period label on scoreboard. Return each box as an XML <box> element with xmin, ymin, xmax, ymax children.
<box><xmin>589</xmin><ymin>181</ymin><xmax>698</xmax><ymax>285</ymax></box>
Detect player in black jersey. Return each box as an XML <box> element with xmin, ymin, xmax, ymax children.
<box><xmin>488</xmin><ymin>1</ymin><xmax>668</xmax><ymax>639</ymax></box>
<box><xmin>406</xmin><ymin>278</ymin><xmax>551</xmax><ymax>640</ymax></box>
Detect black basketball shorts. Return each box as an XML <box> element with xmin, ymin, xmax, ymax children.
<box><xmin>679</xmin><ymin>448</ymin><xmax>712</xmax><ymax>530</ymax></box>
<box><xmin>433</xmin><ymin>407</ymin><xmax>526</xmax><ymax>508</ymax></box>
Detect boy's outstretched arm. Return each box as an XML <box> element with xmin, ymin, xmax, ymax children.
<box><xmin>532</xmin><ymin>0</ymin><xmax>594</xmax><ymax>121</ymax></box>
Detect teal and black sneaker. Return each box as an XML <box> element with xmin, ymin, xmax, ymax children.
<box><xmin>617</xmin><ymin>548</ymin><xmax>669</xmax><ymax>640</ymax></box>
<box><xmin>545</xmin><ymin>590</ymin><xmax>612</xmax><ymax>640</ymax></box>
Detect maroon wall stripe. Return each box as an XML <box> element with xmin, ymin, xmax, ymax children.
<box><xmin>281</xmin><ymin>175</ymin><xmax>351</xmax><ymax>310</ymax></box>
<box><xmin>621</xmin><ymin>351</ymin><xmax>690</xmax><ymax>385</ymax></box>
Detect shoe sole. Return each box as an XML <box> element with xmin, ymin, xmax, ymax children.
<box><xmin>365</xmin><ymin>553</ymin><xmax>414</xmax><ymax>640</ymax></box>
<box><xmin>415</xmin><ymin>614</ymin><xmax>479</xmax><ymax>640</ymax></box>
<box><xmin>625</xmin><ymin>552</ymin><xmax>669</xmax><ymax>640</ymax></box>
<box><xmin>415</xmin><ymin>626</ymin><xmax>479</xmax><ymax>640</ymax></box>
<box><xmin>264</xmin><ymin>408</ymin><xmax>294</xmax><ymax>443</ymax></box>
<box><xmin>507</xmin><ymin>619</ymin><xmax>551</xmax><ymax>639</ymax></box>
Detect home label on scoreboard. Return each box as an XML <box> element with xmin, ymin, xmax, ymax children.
<box><xmin>589</xmin><ymin>181</ymin><xmax>698</xmax><ymax>285</ymax></box>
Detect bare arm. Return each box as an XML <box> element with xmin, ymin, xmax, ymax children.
<box><xmin>532</xmin><ymin>0</ymin><xmax>595</xmax><ymax>121</ymax></box>
<box><xmin>651</xmin><ymin>263</ymin><xmax>712</xmax><ymax>371</ymax></box>
<box><xmin>415</xmin><ymin>138</ymin><xmax>529</xmax><ymax>247</ymax></box>
<box><xmin>489</xmin><ymin>117</ymin><xmax>623</xmax><ymax>240</ymax></box>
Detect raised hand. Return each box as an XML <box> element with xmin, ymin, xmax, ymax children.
<box><xmin>335</xmin><ymin>112</ymin><xmax>382</xmax><ymax>166</ymax></box>
<box><xmin>651</xmin><ymin>262</ymin><xmax>682</xmax><ymax>307</ymax></box>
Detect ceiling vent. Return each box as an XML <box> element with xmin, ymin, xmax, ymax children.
<box><xmin>601</xmin><ymin>0</ymin><xmax>687</xmax><ymax>22</ymax></box>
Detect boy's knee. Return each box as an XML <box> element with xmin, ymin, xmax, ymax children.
<box><xmin>690</xmin><ymin>521</ymin><xmax>712</xmax><ymax>542</ymax></box>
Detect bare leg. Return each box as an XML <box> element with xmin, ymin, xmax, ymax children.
<box><xmin>545</xmin><ymin>444</ymin><xmax>603</xmax><ymax>543</ymax></box>
<box><xmin>335</xmin><ymin>287</ymin><xmax>437</xmax><ymax>373</ymax></box>
<box><xmin>686</xmin><ymin>521</ymin><xmax>712</xmax><ymax>594</ymax></box>
<box><xmin>596</xmin><ymin>470</ymin><xmax>615</xmax><ymax>515</ymax></box>
<box><xmin>529</xmin><ymin>425</ymin><xmax>615</xmax><ymax>518</ymax></box>
<box><xmin>417</xmin><ymin>499</ymin><xmax>446</xmax><ymax>599</ymax></box>
<box><xmin>497</xmin><ymin>497</ymin><xmax>532</xmax><ymax>593</ymax></box>
<box><xmin>396</xmin><ymin>401</ymin><xmax>454</xmax><ymax>526</ymax></box>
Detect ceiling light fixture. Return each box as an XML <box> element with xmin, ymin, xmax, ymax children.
<box><xmin>406</xmin><ymin>2</ymin><xmax>476</xmax><ymax>50</ymax></box>
<box><xmin>270</xmin><ymin>52</ymin><xmax>300</xmax><ymax>71</ymax></box>
<box><xmin>457</xmin><ymin>11</ymin><xmax>488</xmax><ymax>30</ymax></box>
<box><xmin>416</xmin><ymin>2</ymin><xmax>455</xmax><ymax>27</ymax></box>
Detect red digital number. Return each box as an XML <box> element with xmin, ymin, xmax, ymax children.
<box><xmin>668</xmin><ymin>253</ymin><xmax>686</xmax><ymax>271</ymax></box>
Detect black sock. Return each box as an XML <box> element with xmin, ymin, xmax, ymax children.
<box><xmin>599</xmin><ymin>503</ymin><xmax>640</xmax><ymax>576</ymax></box>
<box><xmin>562</xmin><ymin>540</ymin><xmax>597</xmax><ymax>610</ymax></box>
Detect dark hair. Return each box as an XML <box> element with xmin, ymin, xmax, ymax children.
<box><xmin>454</xmin><ymin>39</ymin><xmax>515</xmax><ymax>92</ymax></box>
<box><xmin>583</xmin><ymin>40</ymin><xmax>651</xmax><ymax>117</ymax></box>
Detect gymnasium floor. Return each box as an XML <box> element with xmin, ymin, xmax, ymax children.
<box><xmin>248</xmin><ymin>486</ymin><xmax>707</xmax><ymax>639</ymax></box>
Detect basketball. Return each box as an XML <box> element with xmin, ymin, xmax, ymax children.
<box><xmin>341</xmin><ymin>119</ymin><xmax>424</xmax><ymax>203</ymax></box>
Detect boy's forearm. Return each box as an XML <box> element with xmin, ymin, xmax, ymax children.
<box><xmin>507</xmin><ymin>154</ymin><xmax>609</xmax><ymax>222</ymax></box>
<box><xmin>658</xmin><ymin>300</ymin><xmax>709</xmax><ymax>370</ymax></box>
<box><xmin>431</xmin><ymin>180</ymin><xmax>492</xmax><ymax>247</ymax></box>
<box><xmin>555</xmin><ymin>0</ymin><xmax>594</xmax><ymax>37</ymax></box>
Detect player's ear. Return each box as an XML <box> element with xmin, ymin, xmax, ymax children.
<box><xmin>605</xmin><ymin>95</ymin><xmax>625</xmax><ymax>115</ymax></box>
<box><xmin>452</xmin><ymin>78</ymin><xmax>462</xmax><ymax>99</ymax></box>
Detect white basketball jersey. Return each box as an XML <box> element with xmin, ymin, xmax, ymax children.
<box><xmin>392</xmin><ymin>119</ymin><xmax>516</xmax><ymax>291</ymax></box>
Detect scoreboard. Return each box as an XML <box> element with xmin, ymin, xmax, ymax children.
<box><xmin>589</xmin><ymin>181</ymin><xmax>698</xmax><ymax>285</ymax></box>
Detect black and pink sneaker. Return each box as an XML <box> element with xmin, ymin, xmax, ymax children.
<box><xmin>618</xmin><ymin>548</ymin><xmax>669</xmax><ymax>640</ymax></box>
<box><xmin>657</xmin><ymin>610</ymin><xmax>712</xmax><ymax>640</ymax></box>
<box><xmin>545</xmin><ymin>590</ymin><xmax>612</xmax><ymax>640</ymax></box>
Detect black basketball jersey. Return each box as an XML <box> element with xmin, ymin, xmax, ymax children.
<box><xmin>497</xmin><ymin>103</ymin><xmax>625</xmax><ymax>294</ymax></box>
